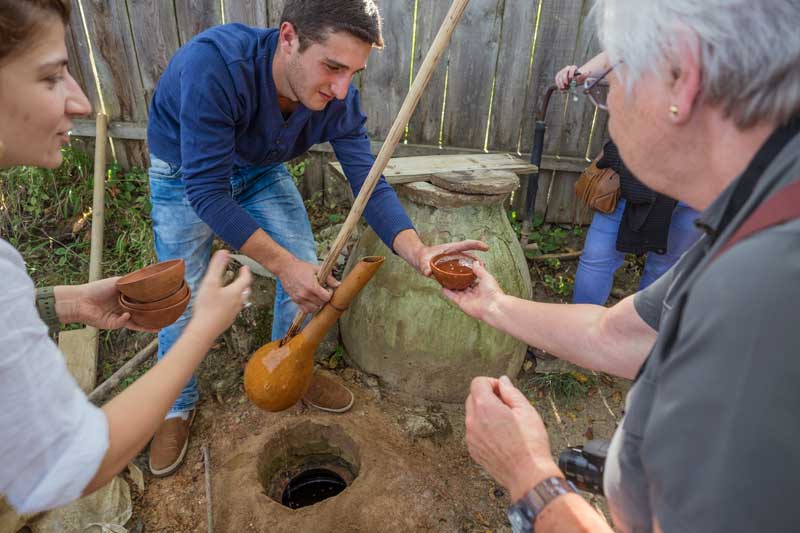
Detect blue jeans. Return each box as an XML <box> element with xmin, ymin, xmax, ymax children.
<box><xmin>572</xmin><ymin>199</ymin><xmax>700</xmax><ymax>305</ymax></box>
<box><xmin>148</xmin><ymin>155</ymin><xmax>318</xmax><ymax>414</ymax></box>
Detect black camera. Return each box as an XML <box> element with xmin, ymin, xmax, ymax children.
<box><xmin>558</xmin><ymin>439</ymin><xmax>610</xmax><ymax>496</ymax></box>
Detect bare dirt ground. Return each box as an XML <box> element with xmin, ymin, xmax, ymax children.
<box><xmin>129</xmin><ymin>362</ymin><xmax>629</xmax><ymax>532</ymax></box>
<box><xmin>113</xmin><ymin>226</ymin><xmax>641</xmax><ymax>532</ymax></box>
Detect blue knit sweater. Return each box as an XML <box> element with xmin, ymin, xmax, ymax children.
<box><xmin>147</xmin><ymin>24</ymin><xmax>413</xmax><ymax>250</ymax></box>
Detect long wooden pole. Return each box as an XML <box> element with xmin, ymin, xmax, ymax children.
<box><xmin>89</xmin><ymin>112</ymin><xmax>108</xmax><ymax>283</ymax></box>
<box><xmin>282</xmin><ymin>0</ymin><xmax>471</xmax><ymax>343</ymax></box>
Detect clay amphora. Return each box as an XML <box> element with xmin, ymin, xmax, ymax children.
<box><xmin>244</xmin><ymin>256</ymin><xmax>385</xmax><ymax>412</ymax></box>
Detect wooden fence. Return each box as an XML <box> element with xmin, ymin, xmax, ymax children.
<box><xmin>66</xmin><ymin>0</ymin><xmax>607</xmax><ymax>223</ymax></box>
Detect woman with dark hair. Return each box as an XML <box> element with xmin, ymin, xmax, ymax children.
<box><xmin>0</xmin><ymin>0</ymin><xmax>252</xmax><ymax>514</ymax></box>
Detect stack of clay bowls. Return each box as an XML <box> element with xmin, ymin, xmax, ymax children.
<box><xmin>116</xmin><ymin>259</ymin><xmax>189</xmax><ymax>329</ymax></box>
<box><xmin>430</xmin><ymin>252</ymin><xmax>477</xmax><ymax>290</ymax></box>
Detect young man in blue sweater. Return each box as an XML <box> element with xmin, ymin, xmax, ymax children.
<box><xmin>145</xmin><ymin>0</ymin><xmax>487</xmax><ymax>476</ymax></box>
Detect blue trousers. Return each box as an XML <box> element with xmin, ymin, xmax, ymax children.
<box><xmin>148</xmin><ymin>155</ymin><xmax>318</xmax><ymax>414</ymax></box>
<box><xmin>572</xmin><ymin>199</ymin><xmax>700</xmax><ymax>305</ymax></box>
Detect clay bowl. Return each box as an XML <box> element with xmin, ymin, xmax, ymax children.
<box><xmin>120</xmin><ymin>281</ymin><xmax>190</xmax><ymax>311</ymax></box>
<box><xmin>118</xmin><ymin>289</ymin><xmax>190</xmax><ymax>330</ymax></box>
<box><xmin>430</xmin><ymin>253</ymin><xmax>476</xmax><ymax>290</ymax></box>
<box><xmin>116</xmin><ymin>259</ymin><xmax>185</xmax><ymax>303</ymax></box>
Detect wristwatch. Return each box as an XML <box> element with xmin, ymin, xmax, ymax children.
<box><xmin>507</xmin><ymin>477</ymin><xmax>577</xmax><ymax>533</ymax></box>
<box><xmin>35</xmin><ymin>286</ymin><xmax>60</xmax><ymax>330</ymax></box>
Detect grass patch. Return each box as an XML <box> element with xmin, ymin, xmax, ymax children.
<box><xmin>0</xmin><ymin>141</ymin><xmax>155</xmax><ymax>287</ymax></box>
<box><xmin>528</xmin><ymin>371</ymin><xmax>597</xmax><ymax>403</ymax></box>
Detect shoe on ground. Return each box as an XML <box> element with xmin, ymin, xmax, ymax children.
<box><xmin>303</xmin><ymin>373</ymin><xmax>354</xmax><ymax>413</ymax></box>
<box><xmin>148</xmin><ymin>409</ymin><xmax>195</xmax><ymax>477</ymax></box>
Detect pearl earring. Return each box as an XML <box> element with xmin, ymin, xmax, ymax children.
<box><xmin>669</xmin><ymin>105</ymin><xmax>679</xmax><ymax>118</ymax></box>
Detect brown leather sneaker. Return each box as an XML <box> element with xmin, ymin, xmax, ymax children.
<box><xmin>148</xmin><ymin>409</ymin><xmax>195</xmax><ymax>477</ymax></box>
<box><xmin>302</xmin><ymin>373</ymin><xmax>354</xmax><ymax>413</ymax></box>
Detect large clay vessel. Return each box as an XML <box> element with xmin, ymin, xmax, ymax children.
<box><xmin>244</xmin><ymin>256</ymin><xmax>384</xmax><ymax>412</ymax></box>
<box><xmin>340</xmin><ymin>180</ymin><xmax>532</xmax><ymax>402</ymax></box>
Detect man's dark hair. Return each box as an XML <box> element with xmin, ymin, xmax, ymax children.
<box><xmin>280</xmin><ymin>0</ymin><xmax>384</xmax><ymax>51</ymax></box>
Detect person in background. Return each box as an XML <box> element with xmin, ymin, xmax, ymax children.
<box><xmin>448</xmin><ymin>0</ymin><xmax>800</xmax><ymax>531</ymax></box>
<box><xmin>0</xmin><ymin>0</ymin><xmax>251</xmax><ymax>514</ymax></box>
<box><xmin>144</xmin><ymin>0</ymin><xmax>487</xmax><ymax>477</ymax></box>
<box><xmin>556</xmin><ymin>51</ymin><xmax>700</xmax><ymax>305</ymax></box>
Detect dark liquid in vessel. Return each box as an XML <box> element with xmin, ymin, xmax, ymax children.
<box><xmin>436</xmin><ymin>259</ymin><xmax>473</xmax><ymax>275</ymax></box>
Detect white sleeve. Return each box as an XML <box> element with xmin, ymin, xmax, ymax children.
<box><xmin>0</xmin><ymin>241</ymin><xmax>109</xmax><ymax>514</ymax></box>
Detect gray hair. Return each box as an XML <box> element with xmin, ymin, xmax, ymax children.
<box><xmin>594</xmin><ymin>0</ymin><xmax>800</xmax><ymax>128</ymax></box>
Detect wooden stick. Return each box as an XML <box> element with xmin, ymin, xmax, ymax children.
<box><xmin>530</xmin><ymin>251</ymin><xmax>583</xmax><ymax>262</ymax></box>
<box><xmin>88</xmin><ymin>338</ymin><xmax>158</xmax><ymax>402</ymax></box>
<box><xmin>203</xmin><ymin>444</ymin><xmax>214</xmax><ymax>533</ymax></box>
<box><xmin>282</xmin><ymin>0</ymin><xmax>471</xmax><ymax>342</ymax></box>
<box><xmin>89</xmin><ymin>113</ymin><xmax>107</xmax><ymax>283</ymax></box>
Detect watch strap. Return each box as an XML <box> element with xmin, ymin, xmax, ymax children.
<box><xmin>508</xmin><ymin>477</ymin><xmax>577</xmax><ymax>533</ymax></box>
<box><xmin>35</xmin><ymin>286</ymin><xmax>60</xmax><ymax>330</ymax></box>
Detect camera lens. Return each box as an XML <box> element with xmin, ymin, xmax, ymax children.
<box><xmin>558</xmin><ymin>447</ymin><xmax>605</xmax><ymax>496</ymax></box>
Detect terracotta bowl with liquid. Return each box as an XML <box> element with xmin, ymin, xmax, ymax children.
<box><xmin>116</xmin><ymin>259</ymin><xmax>185</xmax><ymax>303</ymax></box>
<box><xmin>430</xmin><ymin>253</ymin><xmax>476</xmax><ymax>290</ymax></box>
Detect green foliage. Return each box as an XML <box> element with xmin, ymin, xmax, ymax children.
<box><xmin>543</xmin><ymin>272</ymin><xmax>574</xmax><ymax>297</ymax></box>
<box><xmin>0</xmin><ymin>142</ymin><xmax>155</xmax><ymax>286</ymax></box>
<box><xmin>286</xmin><ymin>159</ymin><xmax>307</xmax><ymax>188</ymax></box>
<box><xmin>531</xmin><ymin>371</ymin><xmax>597</xmax><ymax>403</ymax></box>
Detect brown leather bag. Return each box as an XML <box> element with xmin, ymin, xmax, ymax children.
<box><xmin>575</xmin><ymin>155</ymin><xmax>620</xmax><ymax>214</ymax></box>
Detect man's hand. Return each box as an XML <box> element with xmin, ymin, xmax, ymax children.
<box><xmin>465</xmin><ymin>375</ymin><xmax>563</xmax><ymax>502</ymax></box>
<box><xmin>443</xmin><ymin>262</ymin><xmax>505</xmax><ymax>322</ymax></box>
<box><xmin>391</xmin><ymin>229</ymin><xmax>489</xmax><ymax>276</ymax></box>
<box><xmin>415</xmin><ymin>240</ymin><xmax>489</xmax><ymax>276</ymax></box>
<box><xmin>54</xmin><ymin>277</ymin><xmax>156</xmax><ymax>331</ymax></box>
<box><xmin>275</xmin><ymin>256</ymin><xmax>341</xmax><ymax>313</ymax></box>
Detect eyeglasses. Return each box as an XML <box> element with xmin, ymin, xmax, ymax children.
<box><xmin>583</xmin><ymin>63</ymin><xmax>616</xmax><ymax>111</ymax></box>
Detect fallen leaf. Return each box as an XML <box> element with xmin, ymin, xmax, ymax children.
<box><xmin>585</xmin><ymin>425</ymin><xmax>595</xmax><ymax>440</ymax></box>
<box><xmin>570</xmin><ymin>371</ymin><xmax>589</xmax><ymax>384</ymax></box>
<box><xmin>587</xmin><ymin>386</ymin><xmax>598</xmax><ymax>397</ymax></box>
<box><xmin>523</xmin><ymin>360</ymin><xmax>533</xmax><ymax>372</ymax></box>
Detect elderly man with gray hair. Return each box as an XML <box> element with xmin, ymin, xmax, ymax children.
<box><xmin>444</xmin><ymin>0</ymin><xmax>800</xmax><ymax>531</ymax></box>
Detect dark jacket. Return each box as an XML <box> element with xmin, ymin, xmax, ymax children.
<box><xmin>598</xmin><ymin>140</ymin><xmax>677</xmax><ymax>254</ymax></box>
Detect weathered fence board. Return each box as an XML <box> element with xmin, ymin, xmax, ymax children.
<box><xmin>441</xmin><ymin>0</ymin><xmax>504</xmax><ymax>149</ymax></box>
<box><xmin>223</xmin><ymin>0</ymin><xmax>269</xmax><ymax>26</ymax></box>
<box><xmin>518</xmin><ymin>0</ymin><xmax>584</xmax><ymax>157</ymax></box>
<box><xmin>76</xmin><ymin>0</ymin><xmax>149</xmax><ymax>168</ymax></box>
<box><xmin>175</xmin><ymin>0</ymin><xmax>221</xmax><ymax>45</ymax></box>
<box><xmin>559</xmin><ymin>0</ymin><xmax>604</xmax><ymax>159</ymax></box>
<box><xmin>406</xmin><ymin>0</ymin><xmax>452</xmax><ymax>146</ymax></box>
<box><xmin>358</xmin><ymin>0</ymin><xmax>415</xmax><ymax>141</ymax></box>
<box><xmin>65</xmin><ymin>18</ymin><xmax>93</xmax><ymax>107</ymax></box>
<box><xmin>64</xmin><ymin>0</ymin><xmax>607</xmax><ymax>224</ymax></box>
<box><xmin>267</xmin><ymin>0</ymin><xmax>286</xmax><ymax>27</ymax></box>
<box><xmin>127</xmin><ymin>0</ymin><xmax>182</xmax><ymax>106</ymax></box>
<box><xmin>486</xmin><ymin>0</ymin><xmax>541</xmax><ymax>151</ymax></box>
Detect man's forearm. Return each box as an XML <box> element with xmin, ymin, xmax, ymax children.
<box><xmin>391</xmin><ymin>229</ymin><xmax>425</xmax><ymax>272</ymax></box>
<box><xmin>240</xmin><ymin>228</ymin><xmax>295</xmax><ymax>277</ymax></box>
<box><xmin>482</xmin><ymin>293</ymin><xmax>654</xmax><ymax>379</ymax></box>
